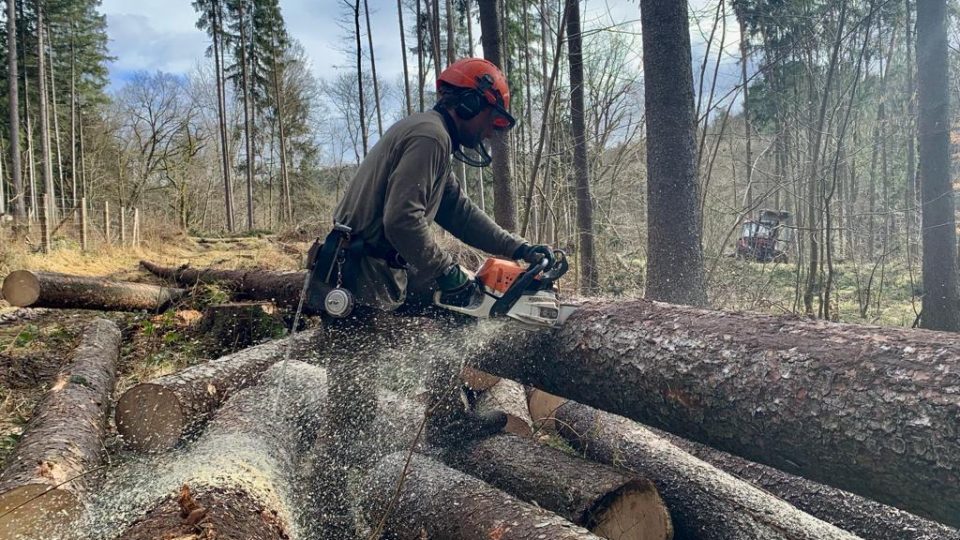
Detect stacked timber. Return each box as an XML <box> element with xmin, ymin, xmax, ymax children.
<box><xmin>1</xmin><ymin>270</ymin><xmax>188</xmax><ymax>311</ymax></box>
<box><xmin>0</xmin><ymin>318</ymin><xmax>121</xmax><ymax>539</ymax></box>
<box><xmin>469</xmin><ymin>300</ymin><xmax>960</xmax><ymax>527</ymax></box>
<box><xmin>115</xmin><ymin>327</ymin><xmax>322</xmax><ymax>452</ymax></box>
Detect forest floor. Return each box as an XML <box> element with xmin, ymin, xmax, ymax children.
<box><xmin>0</xmin><ymin>231</ymin><xmax>924</xmax><ymax>466</ymax></box>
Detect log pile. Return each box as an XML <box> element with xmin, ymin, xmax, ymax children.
<box><xmin>2</xmin><ymin>261</ymin><xmax>958</xmax><ymax>539</ymax></box>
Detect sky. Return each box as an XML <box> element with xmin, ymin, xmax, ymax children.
<box><xmin>99</xmin><ymin>0</ymin><xmax>743</xmax><ymax>93</ymax></box>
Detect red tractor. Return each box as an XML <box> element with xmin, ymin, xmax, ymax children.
<box><xmin>736</xmin><ymin>209</ymin><xmax>792</xmax><ymax>263</ymax></box>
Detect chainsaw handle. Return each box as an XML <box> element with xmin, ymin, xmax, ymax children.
<box><xmin>489</xmin><ymin>257</ymin><xmax>550</xmax><ymax>317</ymax></box>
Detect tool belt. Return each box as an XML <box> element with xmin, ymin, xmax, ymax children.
<box><xmin>307</xmin><ymin>224</ymin><xmax>408</xmax><ymax>288</ymax></box>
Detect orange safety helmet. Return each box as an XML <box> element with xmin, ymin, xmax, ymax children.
<box><xmin>437</xmin><ymin>58</ymin><xmax>516</xmax><ymax>130</ymax></box>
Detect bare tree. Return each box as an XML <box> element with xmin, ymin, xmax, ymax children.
<box><xmin>397</xmin><ymin>0</ymin><xmax>412</xmax><ymax>115</ymax></box>
<box><xmin>363</xmin><ymin>0</ymin><xmax>383</xmax><ymax>136</ymax></box>
<box><xmin>917</xmin><ymin>0</ymin><xmax>959</xmax><ymax>331</ymax></box>
<box><xmin>640</xmin><ymin>0</ymin><xmax>707</xmax><ymax>307</ymax></box>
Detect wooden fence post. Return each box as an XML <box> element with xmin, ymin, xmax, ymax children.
<box><xmin>133</xmin><ymin>208</ymin><xmax>140</xmax><ymax>248</ymax></box>
<box><xmin>40</xmin><ymin>194</ymin><xmax>51</xmax><ymax>254</ymax></box>
<box><xmin>80</xmin><ymin>197</ymin><xmax>88</xmax><ymax>251</ymax></box>
<box><xmin>103</xmin><ymin>201</ymin><xmax>110</xmax><ymax>246</ymax></box>
<box><xmin>120</xmin><ymin>206</ymin><xmax>127</xmax><ymax>246</ymax></box>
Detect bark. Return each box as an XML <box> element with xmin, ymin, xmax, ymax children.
<box><xmin>213</xmin><ymin>0</ymin><xmax>235</xmax><ymax>232</ymax></box>
<box><xmin>461</xmin><ymin>366</ymin><xmax>500</xmax><ymax>391</ymax></box>
<box><xmin>139</xmin><ymin>260</ymin><xmax>310</xmax><ymax>309</ymax></box>
<box><xmin>0</xmin><ymin>318</ymin><xmax>120</xmax><ymax>539</ymax></box>
<box><xmin>549</xmin><ymin>399</ymin><xmax>860</xmax><ymax>540</ymax></box>
<box><xmin>114</xmin><ymin>328</ymin><xmax>322</xmax><ymax>452</ymax></box>
<box><xmin>917</xmin><ymin>0</ymin><xmax>960</xmax><ymax>331</ymax></box>
<box><xmin>439</xmin><ymin>434</ymin><xmax>673</xmax><ymax>540</ymax></box>
<box><xmin>116</xmin><ymin>361</ymin><xmax>326</xmax><ymax>540</ymax></box>
<box><xmin>397</xmin><ymin>0</ymin><xmax>412</xmax><ymax>115</ymax></box>
<box><xmin>478</xmin><ymin>0</ymin><xmax>517</xmax><ymax>231</ymax></box>
<box><xmin>36</xmin><ymin>6</ymin><xmax>54</xmax><ymax>213</ymax></box>
<box><xmin>238</xmin><ymin>2</ymin><xmax>255</xmax><ymax>230</ymax></box>
<box><xmin>7</xmin><ymin>0</ymin><xmax>23</xmax><ymax>220</ymax></box>
<box><xmin>353</xmin><ymin>0</ymin><xmax>368</xmax><ymax>156</ymax></box>
<box><xmin>469</xmin><ymin>300</ymin><xmax>960</xmax><ymax>526</ymax></box>
<box><xmin>363</xmin><ymin>0</ymin><xmax>383</xmax><ymax>137</ymax></box>
<box><xmin>639</xmin><ymin>0</ymin><xmax>707</xmax><ymax>306</ymax></box>
<box><xmin>360</xmin><ymin>452</ymin><xmax>603</xmax><ymax>539</ymax></box>
<box><xmin>566</xmin><ymin>0</ymin><xmax>598</xmax><ymax>293</ymax></box>
<box><xmin>1</xmin><ymin>270</ymin><xmax>189</xmax><ymax>311</ymax></box>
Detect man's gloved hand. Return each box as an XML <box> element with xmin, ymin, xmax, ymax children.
<box><xmin>512</xmin><ymin>243</ymin><xmax>554</xmax><ymax>266</ymax></box>
<box><xmin>436</xmin><ymin>264</ymin><xmax>480</xmax><ymax>308</ymax></box>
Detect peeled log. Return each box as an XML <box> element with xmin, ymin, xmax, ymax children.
<box><xmin>545</xmin><ymin>398</ymin><xmax>860</xmax><ymax>540</ymax></box>
<box><xmin>469</xmin><ymin>301</ymin><xmax>960</xmax><ymax>525</ymax></box>
<box><xmin>1</xmin><ymin>270</ymin><xmax>188</xmax><ymax>311</ymax></box>
<box><xmin>474</xmin><ymin>378</ymin><xmax>533</xmax><ymax>437</ymax></box>
<box><xmin>115</xmin><ymin>328</ymin><xmax>322</xmax><ymax>452</ymax></box>
<box><xmin>0</xmin><ymin>318</ymin><xmax>120</xmax><ymax>539</ymax></box>
<box><xmin>139</xmin><ymin>260</ymin><xmax>308</xmax><ymax>308</ymax></box>
<box><xmin>116</xmin><ymin>361</ymin><xmax>327</xmax><ymax>540</ymax></box>
<box><xmin>439</xmin><ymin>434</ymin><xmax>673</xmax><ymax>540</ymax></box>
<box><xmin>360</xmin><ymin>452</ymin><xmax>604</xmax><ymax>540</ymax></box>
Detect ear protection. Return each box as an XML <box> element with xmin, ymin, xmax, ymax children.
<box><xmin>454</xmin><ymin>74</ymin><xmax>496</xmax><ymax>120</ymax></box>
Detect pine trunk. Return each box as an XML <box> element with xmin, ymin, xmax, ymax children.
<box><xmin>360</xmin><ymin>452</ymin><xmax>604</xmax><ymax>539</ymax></box>
<box><xmin>115</xmin><ymin>329</ymin><xmax>322</xmax><ymax>452</ymax></box>
<box><xmin>36</xmin><ymin>7</ymin><xmax>54</xmax><ymax>217</ymax></box>
<box><xmin>6</xmin><ymin>0</ymin><xmax>23</xmax><ymax>220</ymax></box>
<box><xmin>213</xmin><ymin>0</ymin><xmax>235</xmax><ymax>232</ymax></box>
<box><xmin>469</xmin><ymin>299</ymin><xmax>960</xmax><ymax>526</ymax></box>
<box><xmin>0</xmin><ymin>319</ymin><xmax>120</xmax><ymax>539</ymax></box>
<box><xmin>1</xmin><ymin>270</ymin><xmax>189</xmax><ymax>311</ymax></box>
<box><xmin>138</xmin><ymin>260</ymin><xmax>311</xmax><ymax>309</ymax></box>
<box><xmin>238</xmin><ymin>2</ymin><xmax>255</xmax><ymax>230</ymax></box>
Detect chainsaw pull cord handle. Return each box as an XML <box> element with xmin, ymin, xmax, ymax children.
<box><xmin>489</xmin><ymin>257</ymin><xmax>551</xmax><ymax>317</ymax></box>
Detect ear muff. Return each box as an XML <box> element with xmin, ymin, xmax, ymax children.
<box><xmin>454</xmin><ymin>89</ymin><xmax>485</xmax><ymax>120</ymax></box>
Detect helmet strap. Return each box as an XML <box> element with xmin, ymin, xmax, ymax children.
<box><xmin>434</xmin><ymin>103</ymin><xmax>493</xmax><ymax>168</ymax></box>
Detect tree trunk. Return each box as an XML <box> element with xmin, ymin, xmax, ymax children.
<box><xmin>363</xmin><ymin>0</ymin><xmax>383</xmax><ymax>137</ymax></box>
<box><xmin>238</xmin><ymin>2</ymin><xmax>255</xmax><ymax>230</ymax></box>
<box><xmin>1</xmin><ymin>270</ymin><xmax>189</xmax><ymax>311</ymax></box>
<box><xmin>469</xmin><ymin>299</ymin><xmax>960</xmax><ymax>526</ymax></box>
<box><xmin>566</xmin><ymin>0</ymin><xmax>598</xmax><ymax>293</ymax></box>
<box><xmin>438</xmin><ymin>434</ymin><xmax>673</xmax><ymax>540</ymax></box>
<box><xmin>478</xmin><ymin>0</ymin><xmax>517</xmax><ymax>232</ymax></box>
<box><xmin>47</xmin><ymin>28</ymin><xmax>65</xmax><ymax>212</ymax></box>
<box><xmin>398</xmin><ymin>0</ymin><xmax>412</xmax><ymax>115</ymax></box>
<box><xmin>36</xmin><ymin>6</ymin><xmax>54</xmax><ymax>217</ymax></box>
<box><xmin>115</xmin><ymin>361</ymin><xmax>326</xmax><ymax>540</ymax></box>
<box><xmin>213</xmin><ymin>0</ymin><xmax>235</xmax><ymax>232</ymax></box>
<box><xmin>115</xmin><ymin>329</ymin><xmax>321</xmax><ymax>453</ymax></box>
<box><xmin>6</xmin><ymin>0</ymin><xmax>23</xmax><ymax>220</ymax></box>
<box><xmin>360</xmin><ymin>452</ymin><xmax>604</xmax><ymax>539</ymax></box>
<box><xmin>270</xmin><ymin>44</ymin><xmax>291</xmax><ymax>223</ymax></box>
<box><xmin>139</xmin><ymin>260</ymin><xmax>310</xmax><ymax>309</ymax></box>
<box><xmin>546</xmin><ymin>399</ymin><xmax>861</xmax><ymax>540</ymax></box>
<box><xmin>416</xmin><ymin>0</ymin><xmax>424</xmax><ymax>112</ymax></box>
<box><xmin>917</xmin><ymin>0</ymin><xmax>960</xmax><ymax>331</ymax></box>
<box><xmin>639</xmin><ymin>0</ymin><xmax>707</xmax><ymax>306</ymax></box>
<box><xmin>0</xmin><ymin>318</ymin><xmax>120</xmax><ymax>539</ymax></box>
<box><xmin>445</xmin><ymin>0</ymin><xmax>455</xmax><ymax>65</ymax></box>
<box><xmin>353</xmin><ymin>0</ymin><xmax>368</xmax><ymax>156</ymax></box>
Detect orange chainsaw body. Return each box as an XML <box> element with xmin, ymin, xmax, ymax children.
<box><xmin>476</xmin><ymin>258</ymin><xmax>526</xmax><ymax>294</ymax></box>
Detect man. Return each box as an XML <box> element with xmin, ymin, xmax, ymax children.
<box><xmin>309</xmin><ymin>57</ymin><xmax>549</xmax><ymax>537</ymax></box>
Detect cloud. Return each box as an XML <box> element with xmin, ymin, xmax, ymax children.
<box><xmin>102</xmin><ymin>10</ymin><xmax>208</xmax><ymax>90</ymax></box>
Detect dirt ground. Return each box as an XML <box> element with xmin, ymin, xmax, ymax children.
<box><xmin>0</xmin><ymin>232</ymin><xmax>309</xmax><ymax>464</ymax></box>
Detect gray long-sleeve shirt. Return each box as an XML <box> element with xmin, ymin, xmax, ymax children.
<box><xmin>333</xmin><ymin>110</ymin><xmax>524</xmax><ymax>310</ymax></box>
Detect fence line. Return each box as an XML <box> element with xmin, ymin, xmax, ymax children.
<box><xmin>23</xmin><ymin>197</ymin><xmax>144</xmax><ymax>253</ymax></box>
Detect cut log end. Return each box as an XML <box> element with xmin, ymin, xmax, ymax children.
<box><xmin>461</xmin><ymin>366</ymin><xmax>500</xmax><ymax>391</ymax></box>
<box><xmin>528</xmin><ymin>388</ymin><xmax>569</xmax><ymax>432</ymax></box>
<box><xmin>0</xmin><ymin>484</ymin><xmax>82</xmax><ymax>538</ymax></box>
<box><xmin>115</xmin><ymin>383</ymin><xmax>186</xmax><ymax>452</ymax></box>
<box><xmin>587</xmin><ymin>481</ymin><xmax>673</xmax><ymax>540</ymax></box>
<box><xmin>1</xmin><ymin>270</ymin><xmax>40</xmax><ymax>307</ymax></box>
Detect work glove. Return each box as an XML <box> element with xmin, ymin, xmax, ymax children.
<box><xmin>436</xmin><ymin>264</ymin><xmax>480</xmax><ymax>308</ymax></box>
<box><xmin>512</xmin><ymin>243</ymin><xmax>554</xmax><ymax>266</ymax></box>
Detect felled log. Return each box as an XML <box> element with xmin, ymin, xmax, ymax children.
<box><xmin>1</xmin><ymin>270</ymin><xmax>188</xmax><ymax>311</ymax></box>
<box><xmin>139</xmin><ymin>260</ymin><xmax>308</xmax><ymax>308</ymax></box>
<box><xmin>360</xmin><ymin>452</ymin><xmax>604</xmax><ymax>540</ymax></box>
<box><xmin>439</xmin><ymin>434</ymin><xmax>673</xmax><ymax>540</ymax></box>
<box><xmin>461</xmin><ymin>366</ymin><xmax>500</xmax><ymax>391</ymax></box>
<box><xmin>470</xmin><ymin>300</ymin><xmax>960</xmax><ymax>526</ymax></box>
<box><xmin>531</xmin><ymin>390</ymin><xmax>957</xmax><ymax>540</ymax></box>
<box><xmin>0</xmin><ymin>318</ymin><xmax>120</xmax><ymax>539</ymax></box>
<box><xmin>474</xmin><ymin>378</ymin><xmax>533</xmax><ymax>437</ymax></box>
<box><xmin>116</xmin><ymin>361</ymin><xmax>326</xmax><ymax>540</ymax></box>
<box><xmin>543</xmin><ymin>398</ymin><xmax>860</xmax><ymax>540</ymax></box>
<box><xmin>115</xmin><ymin>327</ymin><xmax>321</xmax><ymax>452</ymax></box>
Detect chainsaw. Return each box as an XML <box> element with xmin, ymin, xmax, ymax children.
<box><xmin>434</xmin><ymin>250</ymin><xmax>577</xmax><ymax>328</ymax></box>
